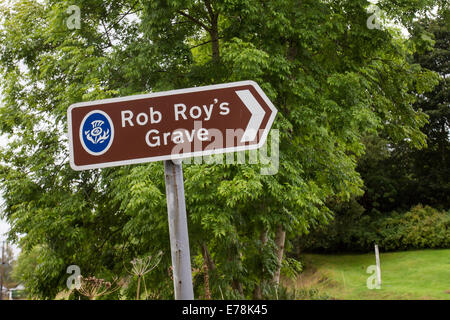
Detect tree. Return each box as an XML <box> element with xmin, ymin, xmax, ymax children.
<box><xmin>11</xmin><ymin>245</ymin><xmax>40</xmax><ymax>297</ymax></box>
<box><xmin>358</xmin><ymin>6</ymin><xmax>449</xmax><ymax>213</ymax></box>
<box><xmin>295</xmin><ymin>7</ymin><xmax>449</xmax><ymax>253</ymax></box>
<box><xmin>408</xmin><ymin>7</ymin><xmax>449</xmax><ymax>208</ymax></box>
<box><xmin>0</xmin><ymin>0</ymin><xmax>440</xmax><ymax>299</ymax></box>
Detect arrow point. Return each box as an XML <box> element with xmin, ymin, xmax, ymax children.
<box><xmin>235</xmin><ymin>89</ymin><xmax>266</xmax><ymax>143</ymax></box>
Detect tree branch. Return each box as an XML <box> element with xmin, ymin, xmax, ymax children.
<box><xmin>100</xmin><ymin>19</ymin><xmax>113</xmax><ymax>47</ymax></box>
<box><xmin>189</xmin><ymin>37</ymin><xmax>223</xmax><ymax>50</ymax></box>
<box><xmin>105</xmin><ymin>2</ymin><xmax>141</xmax><ymax>35</ymax></box>
<box><xmin>204</xmin><ymin>0</ymin><xmax>215</xmax><ymax>22</ymax></box>
<box><xmin>177</xmin><ymin>10</ymin><xmax>211</xmax><ymax>32</ymax></box>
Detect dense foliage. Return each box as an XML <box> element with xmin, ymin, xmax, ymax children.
<box><xmin>297</xmin><ymin>204</ymin><xmax>450</xmax><ymax>252</ymax></box>
<box><xmin>0</xmin><ymin>0</ymin><xmax>443</xmax><ymax>299</ymax></box>
<box><xmin>359</xmin><ymin>11</ymin><xmax>450</xmax><ymax>213</ymax></box>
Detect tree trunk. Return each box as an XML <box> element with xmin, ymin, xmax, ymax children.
<box><xmin>204</xmin><ymin>0</ymin><xmax>220</xmax><ymax>62</ymax></box>
<box><xmin>272</xmin><ymin>225</ymin><xmax>286</xmax><ymax>286</ymax></box>
<box><xmin>210</xmin><ymin>16</ymin><xmax>220</xmax><ymax>62</ymax></box>
<box><xmin>201</xmin><ymin>242</ymin><xmax>214</xmax><ymax>300</ymax></box>
<box><xmin>232</xmin><ymin>279</ymin><xmax>243</xmax><ymax>296</ymax></box>
<box><xmin>253</xmin><ymin>229</ymin><xmax>268</xmax><ymax>299</ymax></box>
<box><xmin>201</xmin><ymin>242</ymin><xmax>216</xmax><ymax>271</ymax></box>
<box><xmin>203</xmin><ymin>261</ymin><xmax>211</xmax><ymax>300</ymax></box>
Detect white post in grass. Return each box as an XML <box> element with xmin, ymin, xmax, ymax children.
<box><xmin>374</xmin><ymin>244</ymin><xmax>382</xmax><ymax>289</ymax></box>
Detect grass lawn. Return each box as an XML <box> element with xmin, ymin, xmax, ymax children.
<box><xmin>288</xmin><ymin>249</ymin><xmax>450</xmax><ymax>300</ymax></box>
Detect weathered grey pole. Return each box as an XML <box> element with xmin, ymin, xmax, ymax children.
<box><xmin>164</xmin><ymin>160</ymin><xmax>194</xmax><ymax>300</ymax></box>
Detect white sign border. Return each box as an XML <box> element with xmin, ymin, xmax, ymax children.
<box><xmin>67</xmin><ymin>80</ymin><xmax>277</xmax><ymax>171</ymax></box>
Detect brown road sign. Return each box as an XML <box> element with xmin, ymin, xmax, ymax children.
<box><xmin>68</xmin><ymin>80</ymin><xmax>277</xmax><ymax>170</ymax></box>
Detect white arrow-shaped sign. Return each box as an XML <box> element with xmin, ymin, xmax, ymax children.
<box><xmin>236</xmin><ymin>89</ymin><xmax>266</xmax><ymax>143</ymax></box>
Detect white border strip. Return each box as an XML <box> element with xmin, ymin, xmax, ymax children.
<box><xmin>67</xmin><ymin>80</ymin><xmax>277</xmax><ymax>171</ymax></box>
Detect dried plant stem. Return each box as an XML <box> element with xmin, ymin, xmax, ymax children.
<box><xmin>125</xmin><ymin>251</ymin><xmax>163</xmax><ymax>300</ymax></box>
<box><xmin>136</xmin><ymin>275</ymin><xmax>141</xmax><ymax>300</ymax></box>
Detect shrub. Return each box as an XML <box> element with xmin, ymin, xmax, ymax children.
<box><xmin>297</xmin><ymin>205</ymin><xmax>450</xmax><ymax>252</ymax></box>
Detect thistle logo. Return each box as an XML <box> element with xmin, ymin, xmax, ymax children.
<box><xmin>79</xmin><ymin>110</ymin><xmax>114</xmax><ymax>156</ymax></box>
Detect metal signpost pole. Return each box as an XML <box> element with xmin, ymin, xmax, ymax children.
<box><xmin>164</xmin><ymin>160</ymin><xmax>194</xmax><ymax>300</ymax></box>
